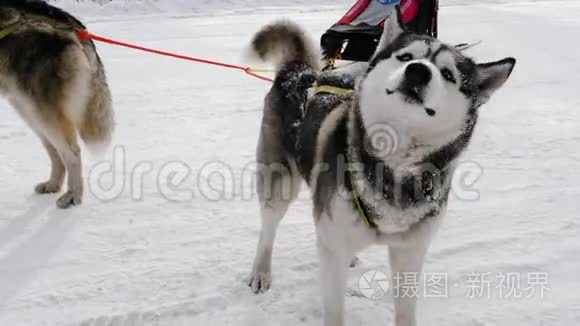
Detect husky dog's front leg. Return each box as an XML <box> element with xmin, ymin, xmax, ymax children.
<box><xmin>389</xmin><ymin>243</ymin><xmax>429</xmax><ymax>326</ymax></box>
<box><xmin>388</xmin><ymin>217</ymin><xmax>440</xmax><ymax>326</ymax></box>
<box><xmin>318</xmin><ymin>238</ymin><xmax>349</xmax><ymax>326</ymax></box>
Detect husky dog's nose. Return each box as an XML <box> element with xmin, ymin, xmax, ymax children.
<box><xmin>404</xmin><ymin>62</ymin><xmax>432</xmax><ymax>86</ymax></box>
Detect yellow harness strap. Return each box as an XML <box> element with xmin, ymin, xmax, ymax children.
<box><xmin>245</xmin><ymin>67</ymin><xmax>274</xmax><ymax>74</ymax></box>
<box><xmin>313</xmin><ymin>84</ymin><xmax>353</xmax><ymax>97</ymax></box>
<box><xmin>349</xmin><ymin>172</ymin><xmax>377</xmax><ymax>228</ymax></box>
<box><xmin>0</xmin><ymin>21</ymin><xmax>20</xmax><ymax>40</ymax></box>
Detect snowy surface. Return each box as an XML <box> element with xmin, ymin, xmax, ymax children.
<box><xmin>1</xmin><ymin>1</ymin><xmax>580</xmax><ymax>325</ymax></box>
<box><xmin>46</xmin><ymin>0</ymin><xmax>342</xmax><ymax>18</ymax></box>
<box><xmin>45</xmin><ymin>0</ymin><xmax>573</xmax><ymax>18</ymax></box>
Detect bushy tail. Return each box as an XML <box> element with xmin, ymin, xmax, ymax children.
<box><xmin>250</xmin><ymin>20</ymin><xmax>320</xmax><ymax>72</ymax></box>
<box><xmin>80</xmin><ymin>60</ymin><xmax>114</xmax><ymax>154</ymax></box>
<box><xmin>251</xmin><ymin>21</ymin><xmax>320</xmax><ymax>160</ymax></box>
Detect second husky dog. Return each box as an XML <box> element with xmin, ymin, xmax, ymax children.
<box><xmin>248</xmin><ymin>9</ymin><xmax>515</xmax><ymax>326</ymax></box>
<box><xmin>0</xmin><ymin>0</ymin><xmax>113</xmax><ymax>208</ymax></box>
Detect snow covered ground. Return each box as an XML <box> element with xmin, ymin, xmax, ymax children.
<box><xmin>1</xmin><ymin>1</ymin><xmax>580</xmax><ymax>325</ymax></box>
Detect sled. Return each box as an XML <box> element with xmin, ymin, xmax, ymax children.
<box><xmin>321</xmin><ymin>0</ymin><xmax>439</xmax><ymax>67</ymax></box>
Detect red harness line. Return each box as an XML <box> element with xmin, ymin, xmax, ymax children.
<box><xmin>76</xmin><ymin>30</ymin><xmax>274</xmax><ymax>83</ymax></box>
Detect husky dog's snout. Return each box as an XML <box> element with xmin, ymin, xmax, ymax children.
<box><xmin>404</xmin><ymin>62</ymin><xmax>432</xmax><ymax>87</ymax></box>
<box><xmin>399</xmin><ymin>62</ymin><xmax>431</xmax><ymax>104</ymax></box>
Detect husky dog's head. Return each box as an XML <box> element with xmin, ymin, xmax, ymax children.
<box><xmin>358</xmin><ymin>8</ymin><xmax>515</xmax><ymax>158</ymax></box>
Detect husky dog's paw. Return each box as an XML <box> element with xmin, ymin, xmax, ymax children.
<box><xmin>56</xmin><ymin>191</ymin><xmax>82</xmax><ymax>209</ymax></box>
<box><xmin>35</xmin><ymin>181</ymin><xmax>62</xmax><ymax>194</ymax></box>
<box><xmin>248</xmin><ymin>271</ymin><xmax>272</xmax><ymax>294</ymax></box>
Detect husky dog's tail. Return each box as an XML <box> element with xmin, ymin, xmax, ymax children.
<box><xmin>80</xmin><ymin>53</ymin><xmax>114</xmax><ymax>154</ymax></box>
<box><xmin>250</xmin><ymin>20</ymin><xmax>320</xmax><ymax>72</ymax></box>
<box><xmin>250</xmin><ymin>21</ymin><xmax>319</xmax><ymax>160</ymax></box>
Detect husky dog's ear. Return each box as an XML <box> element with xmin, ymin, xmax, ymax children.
<box><xmin>374</xmin><ymin>5</ymin><xmax>405</xmax><ymax>56</ymax></box>
<box><xmin>476</xmin><ymin>57</ymin><xmax>516</xmax><ymax>104</ymax></box>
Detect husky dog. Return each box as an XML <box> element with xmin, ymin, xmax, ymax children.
<box><xmin>248</xmin><ymin>9</ymin><xmax>515</xmax><ymax>326</ymax></box>
<box><xmin>0</xmin><ymin>0</ymin><xmax>113</xmax><ymax>208</ymax></box>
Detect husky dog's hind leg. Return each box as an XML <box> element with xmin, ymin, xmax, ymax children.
<box><xmin>43</xmin><ymin>112</ymin><xmax>84</xmax><ymax>208</ymax></box>
<box><xmin>249</xmin><ymin>77</ymin><xmax>307</xmax><ymax>293</ymax></box>
<box><xmin>249</xmin><ymin>140</ymin><xmax>302</xmax><ymax>293</ymax></box>
<box><xmin>30</xmin><ymin>44</ymin><xmax>93</xmax><ymax>208</ymax></box>
<box><xmin>248</xmin><ymin>21</ymin><xmax>319</xmax><ymax>293</ymax></box>
<box><xmin>34</xmin><ymin>137</ymin><xmax>66</xmax><ymax>194</ymax></box>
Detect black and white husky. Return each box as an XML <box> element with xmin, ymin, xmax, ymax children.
<box><xmin>248</xmin><ymin>9</ymin><xmax>515</xmax><ymax>326</ymax></box>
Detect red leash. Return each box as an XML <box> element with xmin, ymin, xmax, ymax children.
<box><xmin>76</xmin><ymin>30</ymin><xmax>274</xmax><ymax>83</ymax></box>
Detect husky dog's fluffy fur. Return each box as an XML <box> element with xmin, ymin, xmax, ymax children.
<box><xmin>248</xmin><ymin>9</ymin><xmax>515</xmax><ymax>326</ymax></box>
<box><xmin>0</xmin><ymin>0</ymin><xmax>113</xmax><ymax>208</ymax></box>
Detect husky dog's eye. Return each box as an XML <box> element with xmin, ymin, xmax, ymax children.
<box><xmin>441</xmin><ymin>68</ymin><xmax>456</xmax><ymax>84</ymax></box>
<box><xmin>396</xmin><ymin>53</ymin><xmax>413</xmax><ymax>62</ymax></box>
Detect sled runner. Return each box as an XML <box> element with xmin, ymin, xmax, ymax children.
<box><xmin>321</xmin><ymin>0</ymin><xmax>439</xmax><ymax>67</ymax></box>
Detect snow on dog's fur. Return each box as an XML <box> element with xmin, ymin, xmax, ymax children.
<box><xmin>248</xmin><ymin>7</ymin><xmax>515</xmax><ymax>326</ymax></box>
